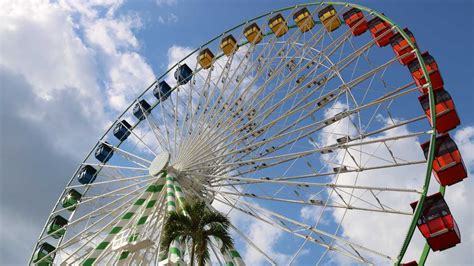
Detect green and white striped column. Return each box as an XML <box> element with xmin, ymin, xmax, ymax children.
<box><xmin>215</xmin><ymin>238</ymin><xmax>245</xmax><ymax>266</ymax></box>
<box><xmin>173</xmin><ymin>180</ymin><xmax>186</xmax><ymax>210</ymax></box>
<box><xmin>117</xmin><ymin>182</ymin><xmax>164</xmax><ymax>264</ymax></box>
<box><xmin>228</xmin><ymin>249</ymin><xmax>245</xmax><ymax>266</ymax></box>
<box><xmin>81</xmin><ymin>182</ymin><xmax>161</xmax><ymax>266</ymax></box>
<box><xmin>173</xmin><ymin>179</ymin><xmax>190</xmax><ymax>259</ymax></box>
<box><xmin>164</xmin><ymin>173</ymin><xmax>183</xmax><ymax>263</ymax></box>
<box><xmin>223</xmin><ymin>252</ymin><xmax>235</xmax><ymax>266</ymax></box>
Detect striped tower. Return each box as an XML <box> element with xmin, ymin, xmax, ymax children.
<box><xmin>173</xmin><ymin>179</ymin><xmax>190</xmax><ymax>261</ymax></box>
<box><xmin>160</xmin><ymin>173</ymin><xmax>183</xmax><ymax>264</ymax></box>
<box><xmin>228</xmin><ymin>249</ymin><xmax>245</xmax><ymax>266</ymax></box>
<box><xmin>117</xmin><ymin>181</ymin><xmax>164</xmax><ymax>264</ymax></box>
<box><xmin>172</xmin><ymin>179</ymin><xmax>186</xmax><ymax>212</ymax></box>
<box><xmin>81</xmin><ymin>182</ymin><xmax>161</xmax><ymax>266</ymax></box>
<box><xmin>215</xmin><ymin>237</ymin><xmax>245</xmax><ymax>266</ymax></box>
<box><xmin>223</xmin><ymin>252</ymin><xmax>235</xmax><ymax>266</ymax></box>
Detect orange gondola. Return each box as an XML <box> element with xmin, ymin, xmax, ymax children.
<box><xmin>390</xmin><ymin>28</ymin><xmax>417</xmax><ymax>65</ymax></box>
<box><xmin>419</xmin><ymin>89</ymin><xmax>461</xmax><ymax>133</ymax></box>
<box><xmin>342</xmin><ymin>8</ymin><xmax>368</xmax><ymax>36</ymax></box>
<box><xmin>367</xmin><ymin>17</ymin><xmax>393</xmax><ymax>47</ymax></box>
<box><xmin>408</xmin><ymin>52</ymin><xmax>444</xmax><ymax>93</ymax></box>
<box><xmin>411</xmin><ymin>193</ymin><xmax>461</xmax><ymax>251</ymax></box>
<box><xmin>421</xmin><ymin>134</ymin><xmax>468</xmax><ymax>186</ymax></box>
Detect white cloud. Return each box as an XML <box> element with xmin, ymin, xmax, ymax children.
<box><xmin>0</xmin><ymin>0</ymin><xmax>99</xmax><ymax>100</ymax></box>
<box><xmin>158</xmin><ymin>13</ymin><xmax>178</xmax><ymax>25</ymax></box>
<box><xmin>84</xmin><ymin>15</ymin><xmax>141</xmax><ymax>55</ymax></box>
<box><xmin>0</xmin><ymin>0</ymin><xmax>155</xmax><ymax>263</ymax></box>
<box><xmin>242</xmin><ymin>217</ymin><xmax>290</xmax><ymax>265</ymax></box>
<box><xmin>107</xmin><ymin>52</ymin><xmax>155</xmax><ymax>111</ymax></box>
<box><xmin>313</xmin><ymin>100</ymin><xmax>474</xmax><ymax>264</ymax></box>
<box><xmin>453</xmin><ymin>126</ymin><xmax>474</xmax><ymax>169</ymax></box>
<box><xmin>426</xmin><ymin>126</ymin><xmax>474</xmax><ymax>265</ymax></box>
<box><xmin>212</xmin><ymin>197</ymin><xmax>290</xmax><ymax>266</ymax></box>
<box><xmin>155</xmin><ymin>0</ymin><xmax>177</xmax><ymax>7</ymax></box>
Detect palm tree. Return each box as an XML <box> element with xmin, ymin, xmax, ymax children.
<box><xmin>160</xmin><ymin>199</ymin><xmax>234</xmax><ymax>266</ymax></box>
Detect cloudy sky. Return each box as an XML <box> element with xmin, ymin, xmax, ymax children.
<box><xmin>0</xmin><ymin>0</ymin><xmax>473</xmax><ymax>265</ymax></box>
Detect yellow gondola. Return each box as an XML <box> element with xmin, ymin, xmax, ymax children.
<box><xmin>318</xmin><ymin>5</ymin><xmax>341</xmax><ymax>32</ymax></box>
<box><xmin>293</xmin><ymin>7</ymin><xmax>315</xmax><ymax>33</ymax></box>
<box><xmin>268</xmin><ymin>13</ymin><xmax>288</xmax><ymax>37</ymax></box>
<box><xmin>198</xmin><ymin>48</ymin><xmax>214</xmax><ymax>69</ymax></box>
<box><xmin>244</xmin><ymin>23</ymin><xmax>263</xmax><ymax>44</ymax></box>
<box><xmin>220</xmin><ymin>34</ymin><xmax>238</xmax><ymax>56</ymax></box>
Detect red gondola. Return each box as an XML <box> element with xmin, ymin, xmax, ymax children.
<box><xmin>342</xmin><ymin>8</ymin><xmax>368</xmax><ymax>36</ymax></box>
<box><xmin>411</xmin><ymin>193</ymin><xmax>461</xmax><ymax>251</ymax></box>
<box><xmin>390</xmin><ymin>28</ymin><xmax>417</xmax><ymax>65</ymax></box>
<box><xmin>401</xmin><ymin>261</ymin><xmax>418</xmax><ymax>266</ymax></box>
<box><xmin>421</xmin><ymin>134</ymin><xmax>467</xmax><ymax>186</ymax></box>
<box><xmin>367</xmin><ymin>17</ymin><xmax>393</xmax><ymax>47</ymax></box>
<box><xmin>408</xmin><ymin>52</ymin><xmax>444</xmax><ymax>93</ymax></box>
<box><xmin>419</xmin><ymin>89</ymin><xmax>461</xmax><ymax>133</ymax></box>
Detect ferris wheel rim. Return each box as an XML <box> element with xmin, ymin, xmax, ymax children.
<box><xmin>30</xmin><ymin>2</ymin><xmax>443</xmax><ymax>265</ymax></box>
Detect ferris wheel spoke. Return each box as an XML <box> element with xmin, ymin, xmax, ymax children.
<box><xmin>62</xmin><ymin>193</ymin><xmax>149</xmax><ymax>264</ymax></box>
<box><xmin>99</xmin><ymin>140</ymin><xmax>152</xmax><ymax>167</ymax></box>
<box><xmin>212</xmin><ymin>187</ymin><xmax>412</xmax><ymax>215</ymax></box>
<box><xmin>178</xmin><ymin>54</ymin><xmax>244</xmax><ymax>162</ymax></box>
<box><xmin>51</xmin><ymin>177</ymin><xmax>155</xmax><ymax>215</ymax></box>
<box><xmin>119</xmin><ymin>120</ymin><xmax>158</xmax><ymax>156</ymax></box>
<box><xmin>181</xmin><ymin>119</ymin><xmax>427</xmax><ymax>173</ymax></box>
<box><xmin>66</xmin><ymin>174</ymin><xmax>153</xmax><ymax>190</ymax></box>
<box><xmin>181</xmin><ymin>39</ymin><xmax>403</xmax><ymax>169</ymax></box>
<box><xmin>177</xmin><ymin>52</ymin><xmax>243</xmax><ymax>164</ymax></box>
<box><xmin>201</xmin><ymin>158</ymin><xmax>426</xmax><ymax>189</ymax></box>
<box><xmin>221</xmin><ymin>192</ymin><xmax>393</xmax><ymax>262</ymax></box>
<box><xmin>82</xmin><ymin>163</ymin><xmax>148</xmax><ymax>171</ymax></box>
<box><xmin>198</xmin><ymin>173</ymin><xmax>420</xmax><ymax>193</ymax></box>
<box><xmin>183</xmin><ymin>32</ymin><xmax>341</xmax><ymax>163</ymax></box>
<box><xmin>213</xmin><ymin>194</ymin><xmax>374</xmax><ymax>264</ymax></box>
<box><xmin>140</xmin><ymin>103</ymin><xmax>171</xmax><ymax>153</ymax></box>
<box><xmin>194</xmin><ymin>81</ymin><xmax>421</xmax><ymax>173</ymax></box>
<box><xmin>178</xmin><ymin>39</ymin><xmax>286</xmax><ymax>165</ymax></box>
<box><xmin>38</xmin><ymin>184</ymin><xmax>146</xmax><ymax>244</ymax></box>
<box><xmin>176</xmin><ymin>64</ymin><xmax>214</xmax><ymax>159</ymax></box>
<box><xmin>130</xmin><ymin>192</ymin><xmax>167</xmax><ymax>264</ymax></box>
<box><xmin>177</xmin><ymin>62</ymin><xmax>203</xmax><ymax>155</ymax></box>
<box><xmin>83</xmin><ymin>181</ymin><xmax>164</xmax><ymax>264</ymax></box>
<box><xmin>199</xmin><ymin>195</ymin><xmax>278</xmax><ymax>265</ymax></box>
<box><xmin>177</xmin><ymin>23</ymin><xmax>335</xmax><ymax>167</ymax></box>
<box><xmin>43</xmin><ymin>187</ymin><xmax>146</xmax><ymax>265</ymax></box>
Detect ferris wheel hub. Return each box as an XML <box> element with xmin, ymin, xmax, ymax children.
<box><xmin>149</xmin><ymin>151</ymin><xmax>170</xmax><ymax>177</ymax></box>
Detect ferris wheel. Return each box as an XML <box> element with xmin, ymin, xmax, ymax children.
<box><xmin>30</xmin><ymin>2</ymin><xmax>468</xmax><ymax>265</ymax></box>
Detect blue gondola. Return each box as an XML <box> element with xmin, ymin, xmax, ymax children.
<box><xmin>174</xmin><ymin>64</ymin><xmax>193</xmax><ymax>85</ymax></box>
<box><xmin>133</xmin><ymin>99</ymin><xmax>152</xmax><ymax>121</ymax></box>
<box><xmin>113</xmin><ymin>119</ymin><xmax>132</xmax><ymax>141</ymax></box>
<box><xmin>77</xmin><ymin>165</ymin><xmax>97</xmax><ymax>185</ymax></box>
<box><xmin>95</xmin><ymin>142</ymin><xmax>113</xmax><ymax>163</ymax></box>
<box><xmin>153</xmin><ymin>81</ymin><xmax>172</xmax><ymax>102</ymax></box>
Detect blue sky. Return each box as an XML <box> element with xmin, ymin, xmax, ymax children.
<box><xmin>128</xmin><ymin>0</ymin><xmax>474</xmax><ymax>127</ymax></box>
<box><xmin>0</xmin><ymin>0</ymin><xmax>473</xmax><ymax>265</ymax></box>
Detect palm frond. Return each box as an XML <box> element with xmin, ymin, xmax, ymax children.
<box><xmin>159</xmin><ymin>199</ymin><xmax>235</xmax><ymax>265</ymax></box>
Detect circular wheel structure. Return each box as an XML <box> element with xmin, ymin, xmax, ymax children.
<box><xmin>31</xmin><ymin>2</ymin><xmax>467</xmax><ymax>265</ymax></box>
